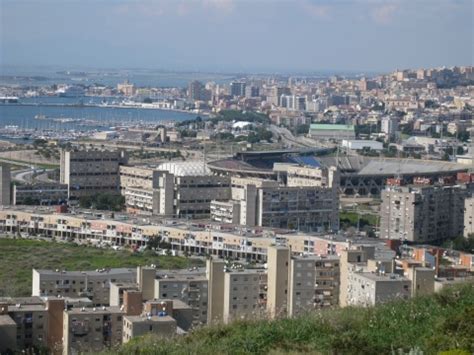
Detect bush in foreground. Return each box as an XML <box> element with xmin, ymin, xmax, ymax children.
<box><xmin>106</xmin><ymin>283</ymin><xmax>474</xmax><ymax>355</ymax></box>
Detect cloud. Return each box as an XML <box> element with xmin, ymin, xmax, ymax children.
<box><xmin>370</xmin><ymin>3</ymin><xmax>399</xmax><ymax>24</ymax></box>
<box><xmin>203</xmin><ymin>0</ymin><xmax>235</xmax><ymax>14</ymax></box>
<box><xmin>303</xmin><ymin>2</ymin><xmax>331</xmax><ymax>19</ymax></box>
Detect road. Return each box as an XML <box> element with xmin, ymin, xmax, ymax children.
<box><xmin>12</xmin><ymin>167</ymin><xmax>55</xmax><ymax>183</ymax></box>
<box><xmin>269</xmin><ymin>125</ymin><xmax>336</xmax><ymax>149</ymax></box>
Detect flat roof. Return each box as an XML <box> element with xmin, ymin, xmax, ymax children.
<box><xmin>124</xmin><ymin>315</ymin><xmax>176</xmax><ymax>323</ymax></box>
<box><xmin>0</xmin><ymin>315</ymin><xmax>16</xmax><ymax>326</ymax></box>
<box><xmin>310</xmin><ymin>124</ymin><xmax>355</xmax><ymax>131</ymax></box>
<box><xmin>355</xmin><ymin>272</ymin><xmax>409</xmax><ymax>282</ymax></box>
<box><xmin>34</xmin><ymin>268</ymin><xmax>136</xmax><ymax>277</ymax></box>
<box><xmin>66</xmin><ymin>306</ymin><xmax>123</xmax><ymax>315</ymax></box>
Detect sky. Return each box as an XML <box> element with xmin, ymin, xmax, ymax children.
<box><xmin>0</xmin><ymin>0</ymin><xmax>473</xmax><ymax>74</ymax></box>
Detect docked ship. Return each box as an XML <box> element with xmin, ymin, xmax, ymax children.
<box><xmin>0</xmin><ymin>96</ymin><xmax>19</xmax><ymax>103</ymax></box>
<box><xmin>56</xmin><ymin>85</ymin><xmax>85</xmax><ymax>97</ymax></box>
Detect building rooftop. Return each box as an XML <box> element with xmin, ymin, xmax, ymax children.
<box><xmin>66</xmin><ymin>306</ymin><xmax>123</xmax><ymax>315</ymax></box>
<box><xmin>124</xmin><ymin>314</ymin><xmax>175</xmax><ymax>324</ymax></box>
<box><xmin>34</xmin><ymin>268</ymin><xmax>136</xmax><ymax>277</ymax></box>
<box><xmin>355</xmin><ymin>272</ymin><xmax>409</xmax><ymax>282</ymax></box>
<box><xmin>8</xmin><ymin>304</ymin><xmax>46</xmax><ymax>312</ymax></box>
<box><xmin>310</xmin><ymin>123</ymin><xmax>355</xmax><ymax>131</ymax></box>
<box><xmin>0</xmin><ymin>315</ymin><xmax>16</xmax><ymax>326</ymax></box>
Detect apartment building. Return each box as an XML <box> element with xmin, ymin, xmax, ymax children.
<box><xmin>62</xmin><ymin>306</ymin><xmax>124</xmax><ymax>354</ymax></box>
<box><xmin>212</xmin><ymin>169</ymin><xmax>340</xmax><ymax>232</ymax></box>
<box><xmin>288</xmin><ymin>256</ymin><xmax>340</xmax><ymax>317</ymax></box>
<box><xmin>380</xmin><ymin>185</ymin><xmax>466</xmax><ymax>242</ymax></box>
<box><xmin>142</xmin><ymin>299</ymin><xmax>193</xmax><ymax>331</ymax></box>
<box><xmin>0</xmin><ymin>297</ymin><xmax>65</xmax><ymax>353</ymax></box>
<box><xmin>13</xmin><ymin>183</ymin><xmax>68</xmax><ymax>205</ymax></box>
<box><xmin>339</xmin><ymin>247</ymin><xmax>373</xmax><ymax>307</ymax></box>
<box><xmin>223</xmin><ymin>269</ymin><xmax>267</xmax><ymax>323</ymax></box>
<box><xmin>465</xmin><ymin>196</ymin><xmax>474</xmax><ymax>237</ymax></box>
<box><xmin>122</xmin><ymin>314</ymin><xmax>176</xmax><ymax>343</ymax></box>
<box><xmin>206</xmin><ymin>259</ymin><xmax>268</xmax><ymax>324</ymax></box>
<box><xmin>406</xmin><ymin>267</ymin><xmax>435</xmax><ymax>297</ymax></box>
<box><xmin>120</xmin><ymin>162</ymin><xmax>231</xmax><ymax>218</ymax></box>
<box><xmin>266</xmin><ymin>246</ymin><xmax>290</xmax><ymax>318</ymax></box>
<box><xmin>346</xmin><ymin>272</ymin><xmax>411</xmax><ymax>307</ymax></box>
<box><xmin>210</xmin><ymin>200</ymin><xmax>241</xmax><ymax>224</ymax></box>
<box><xmin>0</xmin><ymin>206</ymin><xmax>388</xmax><ymax>261</ymax></box>
<box><xmin>154</xmin><ymin>271</ymin><xmax>209</xmax><ymax>326</ymax></box>
<box><xmin>60</xmin><ymin>148</ymin><xmax>127</xmax><ymax>199</ymax></box>
<box><xmin>32</xmin><ymin>268</ymin><xmax>136</xmax><ymax>306</ymax></box>
<box><xmin>109</xmin><ymin>282</ymin><xmax>140</xmax><ymax>307</ymax></box>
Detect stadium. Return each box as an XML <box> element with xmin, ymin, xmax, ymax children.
<box><xmin>208</xmin><ymin>150</ymin><xmax>469</xmax><ymax>196</ymax></box>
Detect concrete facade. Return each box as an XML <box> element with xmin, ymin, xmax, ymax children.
<box><xmin>464</xmin><ymin>196</ymin><xmax>474</xmax><ymax>237</ymax></box>
<box><xmin>0</xmin><ymin>163</ymin><xmax>11</xmax><ymax>206</ymax></box>
<box><xmin>346</xmin><ymin>272</ymin><xmax>411</xmax><ymax>306</ymax></box>
<box><xmin>60</xmin><ymin>149</ymin><xmax>126</xmax><ymax>199</ymax></box>
<box><xmin>380</xmin><ymin>185</ymin><xmax>466</xmax><ymax>242</ymax></box>
<box><xmin>32</xmin><ymin>269</ymin><xmax>136</xmax><ymax>306</ymax></box>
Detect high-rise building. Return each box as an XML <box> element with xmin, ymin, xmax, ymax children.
<box><xmin>266</xmin><ymin>246</ymin><xmax>290</xmax><ymax>318</ymax></box>
<box><xmin>464</xmin><ymin>196</ymin><xmax>474</xmax><ymax>237</ymax></box>
<box><xmin>60</xmin><ymin>148</ymin><xmax>127</xmax><ymax>200</ymax></box>
<box><xmin>120</xmin><ymin>162</ymin><xmax>230</xmax><ymax>219</ymax></box>
<box><xmin>230</xmin><ymin>82</ymin><xmax>246</xmax><ymax>97</ymax></box>
<box><xmin>288</xmin><ymin>256</ymin><xmax>340</xmax><ymax>316</ymax></box>
<box><xmin>214</xmin><ymin>166</ymin><xmax>340</xmax><ymax>232</ymax></box>
<box><xmin>381</xmin><ymin>117</ymin><xmax>399</xmax><ymax>138</ymax></box>
<box><xmin>245</xmin><ymin>86</ymin><xmax>260</xmax><ymax>98</ymax></box>
<box><xmin>117</xmin><ymin>80</ymin><xmax>135</xmax><ymax>96</ymax></box>
<box><xmin>188</xmin><ymin>81</ymin><xmax>211</xmax><ymax>102</ymax></box>
<box><xmin>380</xmin><ymin>185</ymin><xmax>466</xmax><ymax>242</ymax></box>
<box><xmin>267</xmin><ymin>86</ymin><xmax>291</xmax><ymax>106</ymax></box>
<box><xmin>0</xmin><ymin>163</ymin><xmax>11</xmax><ymax>206</ymax></box>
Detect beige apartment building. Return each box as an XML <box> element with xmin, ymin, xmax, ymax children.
<box><xmin>0</xmin><ymin>207</ymin><xmax>385</xmax><ymax>261</ymax></box>
<box><xmin>206</xmin><ymin>259</ymin><xmax>268</xmax><ymax>324</ymax></box>
<box><xmin>154</xmin><ymin>272</ymin><xmax>209</xmax><ymax>326</ymax></box>
<box><xmin>288</xmin><ymin>256</ymin><xmax>340</xmax><ymax>316</ymax></box>
<box><xmin>346</xmin><ymin>272</ymin><xmax>411</xmax><ymax>307</ymax></box>
<box><xmin>120</xmin><ymin>162</ymin><xmax>231</xmax><ymax>218</ymax></box>
<box><xmin>406</xmin><ymin>267</ymin><xmax>435</xmax><ymax>297</ymax></box>
<box><xmin>62</xmin><ymin>306</ymin><xmax>124</xmax><ymax>355</ymax></box>
<box><xmin>0</xmin><ymin>297</ymin><xmax>65</xmax><ymax>353</ymax></box>
<box><xmin>266</xmin><ymin>246</ymin><xmax>290</xmax><ymax>318</ymax></box>
<box><xmin>210</xmin><ymin>200</ymin><xmax>241</xmax><ymax>224</ymax></box>
<box><xmin>33</xmin><ymin>268</ymin><xmax>136</xmax><ymax>306</ymax></box>
<box><xmin>122</xmin><ymin>315</ymin><xmax>176</xmax><ymax>344</ymax></box>
<box><xmin>380</xmin><ymin>185</ymin><xmax>466</xmax><ymax>242</ymax></box>
<box><xmin>60</xmin><ymin>148</ymin><xmax>127</xmax><ymax>199</ymax></box>
<box><xmin>211</xmin><ymin>166</ymin><xmax>340</xmax><ymax>232</ymax></box>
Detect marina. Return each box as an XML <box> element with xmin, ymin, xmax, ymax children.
<box><xmin>0</xmin><ymin>96</ymin><xmax>198</xmax><ymax>132</ymax></box>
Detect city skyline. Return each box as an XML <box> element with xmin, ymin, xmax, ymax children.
<box><xmin>1</xmin><ymin>0</ymin><xmax>472</xmax><ymax>73</ymax></box>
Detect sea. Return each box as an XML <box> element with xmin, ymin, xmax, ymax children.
<box><xmin>0</xmin><ymin>96</ymin><xmax>198</xmax><ymax>132</ymax></box>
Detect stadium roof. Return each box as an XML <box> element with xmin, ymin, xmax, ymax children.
<box><xmin>158</xmin><ymin>161</ymin><xmax>211</xmax><ymax>176</ymax></box>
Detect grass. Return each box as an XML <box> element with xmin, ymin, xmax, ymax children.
<box><xmin>105</xmin><ymin>283</ymin><xmax>474</xmax><ymax>355</ymax></box>
<box><xmin>0</xmin><ymin>156</ymin><xmax>59</xmax><ymax>169</ymax></box>
<box><xmin>340</xmin><ymin>211</ymin><xmax>379</xmax><ymax>228</ymax></box>
<box><xmin>0</xmin><ymin>237</ymin><xmax>203</xmax><ymax>297</ymax></box>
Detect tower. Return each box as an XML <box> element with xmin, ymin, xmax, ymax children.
<box><xmin>0</xmin><ymin>164</ymin><xmax>11</xmax><ymax>206</ymax></box>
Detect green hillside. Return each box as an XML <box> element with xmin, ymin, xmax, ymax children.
<box><xmin>107</xmin><ymin>283</ymin><xmax>474</xmax><ymax>355</ymax></box>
